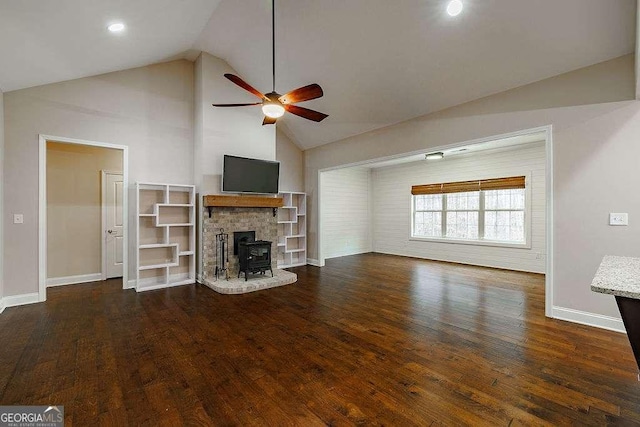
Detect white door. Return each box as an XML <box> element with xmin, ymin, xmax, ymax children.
<box><xmin>104</xmin><ymin>172</ymin><xmax>124</xmax><ymax>278</ymax></box>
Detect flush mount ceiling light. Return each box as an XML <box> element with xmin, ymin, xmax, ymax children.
<box><xmin>447</xmin><ymin>0</ymin><xmax>464</xmax><ymax>16</ymax></box>
<box><xmin>425</xmin><ymin>152</ymin><xmax>445</xmax><ymax>160</ymax></box>
<box><xmin>107</xmin><ymin>22</ymin><xmax>126</xmax><ymax>33</ymax></box>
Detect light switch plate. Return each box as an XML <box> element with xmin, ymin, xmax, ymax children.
<box><xmin>13</xmin><ymin>214</ymin><xmax>24</xmax><ymax>224</ymax></box>
<box><xmin>609</xmin><ymin>213</ymin><xmax>628</xmax><ymax>226</ymax></box>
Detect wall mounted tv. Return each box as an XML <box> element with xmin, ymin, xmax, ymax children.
<box><xmin>222</xmin><ymin>155</ymin><xmax>280</xmax><ymax>194</ymax></box>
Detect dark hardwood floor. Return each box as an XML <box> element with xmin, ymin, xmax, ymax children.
<box><xmin>1</xmin><ymin>253</ymin><xmax>639</xmax><ymax>426</ymax></box>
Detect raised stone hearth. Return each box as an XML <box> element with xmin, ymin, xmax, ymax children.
<box><xmin>203</xmin><ymin>269</ymin><xmax>297</xmax><ymax>294</ymax></box>
<box><xmin>203</xmin><ymin>204</ymin><xmax>296</xmax><ymax>294</ymax></box>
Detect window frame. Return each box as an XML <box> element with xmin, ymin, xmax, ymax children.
<box><xmin>409</xmin><ymin>175</ymin><xmax>531</xmax><ymax>249</ymax></box>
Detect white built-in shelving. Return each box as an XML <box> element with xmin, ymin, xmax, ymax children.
<box><xmin>136</xmin><ymin>182</ymin><xmax>196</xmax><ymax>292</ymax></box>
<box><xmin>277</xmin><ymin>191</ymin><xmax>307</xmax><ymax>268</ymax></box>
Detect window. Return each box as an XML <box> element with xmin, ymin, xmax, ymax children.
<box><xmin>411</xmin><ymin>176</ymin><xmax>526</xmax><ymax>245</ymax></box>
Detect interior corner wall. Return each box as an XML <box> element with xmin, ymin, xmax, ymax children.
<box><xmin>305</xmin><ymin>53</ymin><xmax>639</xmax><ymax>322</ymax></box>
<box><xmin>0</xmin><ymin>89</ymin><xmax>4</xmax><ymax>306</ymax></box>
<box><xmin>372</xmin><ymin>142</ymin><xmax>546</xmax><ymax>273</ymax></box>
<box><xmin>321</xmin><ymin>167</ymin><xmax>372</xmax><ymax>259</ymax></box>
<box><xmin>276</xmin><ymin>129</ymin><xmax>304</xmax><ymax>192</ymax></box>
<box><xmin>195</xmin><ymin>52</ymin><xmax>275</xmax><ymax>196</ymax></box>
<box><xmin>46</xmin><ymin>142</ymin><xmax>123</xmax><ymax>280</ymax></box>
<box><xmin>3</xmin><ymin>60</ymin><xmax>194</xmax><ymax>298</ymax></box>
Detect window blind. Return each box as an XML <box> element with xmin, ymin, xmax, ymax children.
<box><xmin>411</xmin><ymin>176</ymin><xmax>525</xmax><ymax>195</ymax></box>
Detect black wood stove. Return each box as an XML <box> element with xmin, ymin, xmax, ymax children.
<box><xmin>234</xmin><ymin>231</ymin><xmax>273</xmax><ymax>281</ymax></box>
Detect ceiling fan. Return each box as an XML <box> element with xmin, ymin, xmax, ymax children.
<box><xmin>212</xmin><ymin>0</ymin><xmax>328</xmax><ymax>126</ymax></box>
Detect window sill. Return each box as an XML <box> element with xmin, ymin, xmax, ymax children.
<box><xmin>409</xmin><ymin>236</ymin><xmax>530</xmax><ymax>249</ymax></box>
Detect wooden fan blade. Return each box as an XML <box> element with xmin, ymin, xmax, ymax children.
<box><xmin>212</xmin><ymin>102</ymin><xmax>262</xmax><ymax>107</ymax></box>
<box><xmin>262</xmin><ymin>116</ymin><xmax>278</xmax><ymax>126</ymax></box>
<box><xmin>278</xmin><ymin>84</ymin><xmax>324</xmax><ymax>104</ymax></box>
<box><xmin>285</xmin><ymin>104</ymin><xmax>328</xmax><ymax>122</ymax></box>
<box><xmin>224</xmin><ymin>74</ymin><xmax>266</xmax><ymax>100</ymax></box>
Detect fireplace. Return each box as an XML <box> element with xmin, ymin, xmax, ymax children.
<box><xmin>203</xmin><ymin>207</ymin><xmax>277</xmax><ymax>280</ymax></box>
<box><xmin>237</xmin><ymin>239</ymin><xmax>273</xmax><ymax>281</ymax></box>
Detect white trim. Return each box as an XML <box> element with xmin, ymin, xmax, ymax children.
<box><xmin>3</xmin><ymin>293</ymin><xmax>40</xmax><ymax>308</ymax></box>
<box><xmin>408</xmin><ymin>237</ymin><xmax>529</xmax><ymax>249</ymax></box>
<box><xmin>0</xmin><ymin>300</ymin><xmax>5</xmax><ymax>314</ymax></box>
<box><xmin>317</xmin><ymin>170</ymin><xmax>324</xmax><ymax>266</ymax></box>
<box><xmin>102</xmin><ymin>170</ymin><xmax>124</xmax><ymax>280</ymax></box>
<box><xmin>125</xmin><ymin>279</ymin><xmax>137</xmax><ymax>289</ymax></box>
<box><xmin>552</xmin><ymin>306</ymin><xmax>625</xmax><ymax>334</ymax></box>
<box><xmin>375</xmin><ymin>250</ymin><xmax>544</xmax><ymax>274</ymax></box>
<box><xmin>46</xmin><ymin>273</ymin><xmax>102</xmax><ymax>287</ymax></box>
<box><xmin>39</xmin><ymin>135</ymin><xmax>130</xmax><ymax>304</ymax></box>
<box><xmin>307</xmin><ymin>258</ymin><xmax>323</xmax><ymax>267</ymax></box>
<box><xmin>545</xmin><ymin>126</ymin><xmax>554</xmax><ymax>318</ymax></box>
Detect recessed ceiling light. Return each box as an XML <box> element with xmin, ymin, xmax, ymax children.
<box><xmin>425</xmin><ymin>152</ymin><xmax>444</xmax><ymax>160</ymax></box>
<box><xmin>447</xmin><ymin>0</ymin><xmax>463</xmax><ymax>16</ymax></box>
<box><xmin>108</xmin><ymin>22</ymin><xmax>126</xmax><ymax>33</ymax></box>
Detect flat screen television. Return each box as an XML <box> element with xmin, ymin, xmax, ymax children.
<box><xmin>222</xmin><ymin>155</ymin><xmax>280</xmax><ymax>194</ymax></box>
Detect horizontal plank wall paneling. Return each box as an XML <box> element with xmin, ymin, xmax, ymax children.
<box><xmin>321</xmin><ymin>167</ymin><xmax>372</xmax><ymax>259</ymax></box>
<box><xmin>372</xmin><ymin>142</ymin><xmax>546</xmax><ymax>273</ymax></box>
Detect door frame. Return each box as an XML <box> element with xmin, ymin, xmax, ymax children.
<box><xmin>317</xmin><ymin>125</ymin><xmax>554</xmax><ymax>318</ymax></box>
<box><xmin>101</xmin><ymin>170</ymin><xmax>124</xmax><ymax>281</ymax></box>
<box><xmin>39</xmin><ymin>135</ymin><xmax>130</xmax><ymax>302</ymax></box>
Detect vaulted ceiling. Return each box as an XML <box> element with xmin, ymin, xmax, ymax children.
<box><xmin>0</xmin><ymin>0</ymin><xmax>636</xmax><ymax>149</ymax></box>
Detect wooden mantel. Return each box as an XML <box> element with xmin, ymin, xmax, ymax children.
<box><xmin>203</xmin><ymin>195</ymin><xmax>283</xmax><ymax>217</ymax></box>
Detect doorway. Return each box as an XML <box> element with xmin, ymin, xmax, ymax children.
<box><xmin>38</xmin><ymin>135</ymin><xmax>129</xmax><ymax>302</ymax></box>
<box><xmin>317</xmin><ymin>125</ymin><xmax>553</xmax><ymax>317</ymax></box>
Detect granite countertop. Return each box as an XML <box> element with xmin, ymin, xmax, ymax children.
<box><xmin>591</xmin><ymin>256</ymin><xmax>640</xmax><ymax>299</ymax></box>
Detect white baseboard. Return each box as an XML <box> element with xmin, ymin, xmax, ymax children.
<box><xmin>552</xmin><ymin>306</ymin><xmax>625</xmax><ymax>333</ymax></box>
<box><xmin>2</xmin><ymin>292</ymin><xmax>40</xmax><ymax>310</ymax></box>
<box><xmin>135</xmin><ymin>273</ymin><xmax>194</xmax><ymax>292</ymax></box>
<box><xmin>124</xmin><ymin>279</ymin><xmax>137</xmax><ymax>289</ymax></box>
<box><xmin>307</xmin><ymin>258</ymin><xmax>323</xmax><ymax>267</ymax></box>
<box><xmin>46</xmin><ymin>273</ymin><xmax>103</xmax><ymax>288</ymax></box>
<box><xmin>0</xmin><ymin>300</ymin><xmax>5</xmax><ymax>314</ymax></box>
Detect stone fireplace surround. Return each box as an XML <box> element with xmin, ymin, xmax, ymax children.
<box><xmin>201</xmin><ymin>196</ymin><xmax>297</xmax><ymax>294</ymax></box>
<box><xmin>203</xmin><ymin>206</ymin><xmax>277</xmax><ymax>280</ymax></box>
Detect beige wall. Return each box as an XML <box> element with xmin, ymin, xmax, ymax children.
<box><xmin>276</xmin><ymin>129</ymin><xmax>304</xmax><ymax>192</ymax></box>
<box><xmin>305</xmin><ymin>54</ymin><xmax>638</xmax><ymax>320</ymax></box>
<box><xmin>0</xmin><ymin>90</ymin><xmax>4</xmax><ymax>302</ymax></box>
<box><xmin>46</xmin><ymin>142</ymin><xmax>122</xmax><ymax>279</ymax></box>
<box><xmin>4</xmin><ymin>60</ymin><xmax>194</xmax><ymax>297</ymax></box>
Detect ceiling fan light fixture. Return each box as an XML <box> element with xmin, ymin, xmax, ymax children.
<box><xmin>262</xmin><ymin>103</ymin><xmax>285</xmax><ymax>119</ymax></box>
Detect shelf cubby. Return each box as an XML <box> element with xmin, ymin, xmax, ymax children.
<box><xmin>277</xmin><ymin>191</ymin><xmax>307</xmax><ymax>268</ymax></box>
<box><xmin>136</xmin><ymin>182</ymin><xmax>196</xmax><ymax>292</ymax></box>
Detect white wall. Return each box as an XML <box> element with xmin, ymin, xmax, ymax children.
<box><xmin>371</xmin><ymin>142</ymin><xmax>546</xmax><ymax>273</ymax></box>
<box><xmin>305</xmin><ymin>54</ymin><xmax>638</xmax><ymax>323</ymax></box>
<box><xmin>3</xmin><ymin>60</ymin><xmax>194</xmax><ymax>297</ymax></box>
<box><xmin>193</xmin><ymin>52</ymin><xmax>277</xmax><ymax>279</ymax></box>
<box><xmin>320</xmin><ymin>167</ymin><xmax>372</xmax><ymax>259</ymax></box>
<box><xmin>195</xmin><ymin>52</ymin><xmax>275</xmax><ymax>195</ymax></box>
<box><xmin>276</xmin><ymin>129</ymin><xmax>304</xmax><ymax>192</ymax></box>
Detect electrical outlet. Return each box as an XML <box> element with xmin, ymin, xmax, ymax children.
<box><xmin>609</xmin><ymin>213</ymin><xmax>629</xmax><ymax>226</ymax></box>
<box><xmin>13</xmin><ymin>214</ymin><xmax>23</xmax><ymax>224</ymax></box>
